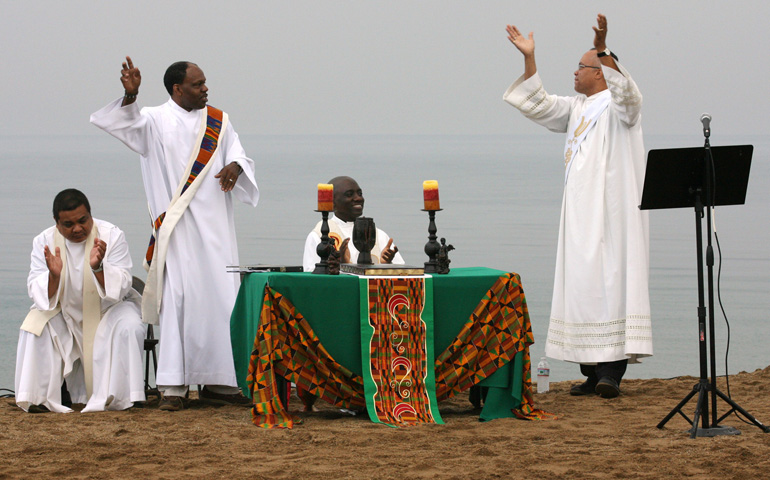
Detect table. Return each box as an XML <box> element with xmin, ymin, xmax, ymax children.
<box><xmin>230</xmin><ymin>267</ymin><xmax>538</xmax><ymax>427</ymax></box>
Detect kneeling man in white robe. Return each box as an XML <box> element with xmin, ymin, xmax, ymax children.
<box><xmin>15</xmin><ymin>188</ymin><xmax>146</xmax><ymax>413</ymax></box>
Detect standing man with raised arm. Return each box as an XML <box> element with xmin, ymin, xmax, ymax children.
<box><xmin>503</xmin><ymin>14</ymin><xmax>652</xmax><ymax>398</ymax></box>
<box><xmin>91</xmin><ymin>57</ymin><xmax>259</xmax><ymax>410</ymax></box>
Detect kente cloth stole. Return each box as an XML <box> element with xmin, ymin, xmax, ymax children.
<box><xmin>359</xmin><ymin>276</ymin><xmax>443</xmax><ymax>427</ymax></box>
<box><xmin>141</xmin><ymin>106</ymin><xmax>226</xmax><ymax>325</ymax></box>
<box><xmin>144</xmin><ymin>106</ymin><xmax>224</xmax><ymax>267</ymax></box>
<box><xmin>562</xmin><ymin>89</ymin><xmax>611</xmax><ymax>184</ymax></box>
<box><xmin>20</xmin><ymin>225</ymin><xmax>101</xmax><ymax>397</ymax></box>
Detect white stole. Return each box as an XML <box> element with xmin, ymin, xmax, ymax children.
<box><xmin>20</xmin><ymin>225</ymin><xmax>101</xmax><ymax>396</ymax></box>
<box><xmin>563</xmin><ymin>90</ymin><xmax>611</xmax><ymax>184</ymax></box>
<box><xmin>141</xmin><ymin>108</ymin><xmax>229</xmax><ymax>325</ymax></box>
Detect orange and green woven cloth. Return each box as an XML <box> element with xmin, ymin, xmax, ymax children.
<box><xmin>234</xmin><ymin>268</ymin><xmax>554</xmax><ymax>428</ymax></box>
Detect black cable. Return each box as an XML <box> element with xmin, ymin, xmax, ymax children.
<box><xmin>0</xmin><ymin>388</ymin><xmax>15</xmax><ymax>399</ymax></box>
<box><xmin>710</xmin><ymin>147</ymin><xmax>753</xmax><ymax>426</ymax></box>
<box><xmin>714</xmin><ymin>228</ymin><xmax>732</xmax><ymax>389</ymax></box>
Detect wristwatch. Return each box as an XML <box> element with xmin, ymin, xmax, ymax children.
<box><xmin>597</xmin><ymin>48</ymin><xmax>619</xmax><ymax>61</ymax></box>
<box><xmin>92</xmin><ymin>263</ymin><xmax>104</xmax><ymax>273</ymax></box>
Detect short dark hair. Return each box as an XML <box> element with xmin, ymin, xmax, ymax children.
<box><xmin>163</xmin><ymin>61</ymin><xmax>192</xmax><ymax>95</ymax></box>
<box><xmin>53</xmin><ymin>189</ymin><xmax>91</xmax><ymax>221</ymax></box>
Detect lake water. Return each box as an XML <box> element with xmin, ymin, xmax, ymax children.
<box><xmin>1</xmin><ymin>133</ymin><xmax>767</xmax><ymax>391</ymax></box>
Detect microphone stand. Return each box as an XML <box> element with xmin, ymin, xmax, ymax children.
<box><xmin>657</xmin><ymin>121</ymin><xmax>769</xmax><ymax>437</ymax></box>
<box><xmin>703</xmin><ymin>129</ymin><xmax>720</xmax><ymax>429</ymax></box>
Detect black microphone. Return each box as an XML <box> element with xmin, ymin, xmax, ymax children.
<box><xmin>700</xmin><ymin>113</ymin><xmax>711</xmax><ymax>138</ymax></box>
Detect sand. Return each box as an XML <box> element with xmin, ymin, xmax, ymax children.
<box><xmin>2</xmin><ymin>367</ymin><xmax>769</xmax><ymax>479</ymax></box>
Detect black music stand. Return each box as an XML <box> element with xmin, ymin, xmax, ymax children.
<box><xmin>641</xmin><ymin>144</ymin><xmax>769</xmax><ymax>437</ymax></box>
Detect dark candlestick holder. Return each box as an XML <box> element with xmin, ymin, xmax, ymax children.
<box><xmin>312</xmin><ymin>210</ymin><xmax>332</xmax><ymax>274</ymax></box>
<box><xmin>423</xmin><ymin>209</ymin><xmax>442</xmax><ymax>273</ymax></box>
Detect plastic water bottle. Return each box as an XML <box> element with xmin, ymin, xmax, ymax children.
<box><xmin>537</xmin><ymin>357</ymin><xmax>550</xmax><ymax>393</ymax></box>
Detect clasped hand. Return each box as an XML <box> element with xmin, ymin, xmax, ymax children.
<box><xmin>44</xmin><ymin>237</ymin><xmax>106</xmax><ymax>276</ymax></box>
<box><xmin>335</xmin><ymin>237</ymin><xmax>398</xmax><ymax>264</ymax></box>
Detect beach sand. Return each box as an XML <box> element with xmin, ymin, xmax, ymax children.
<box><xmin>2</xmin><ymin>367</ymin><xmax>769</xmax><ymax>479</ymax></box>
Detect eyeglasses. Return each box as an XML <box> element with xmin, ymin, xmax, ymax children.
<box><xmin>578</xmin><ymin>63</ymin><xmax>601</xmax><ymax>70</ymax></box>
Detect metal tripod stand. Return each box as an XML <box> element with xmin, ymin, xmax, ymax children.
<box><xmin>654</xmin><ymin>135</ymin><xmax>769</xmax><ymax>438</ymax></box>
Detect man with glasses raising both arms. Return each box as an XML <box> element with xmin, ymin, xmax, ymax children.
<box><xmin>503</xmin><ymin>14</ymin><xmax>652</xmax><ymax>398</ymax></box>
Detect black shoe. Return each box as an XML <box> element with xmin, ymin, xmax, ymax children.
<box><xmin>158</xmin><ymin>394</ymin><xmax>186</xmax><ymax>411</ymax></box>
<box><xmin>61</xmin><ymin>383</ymin><xmax>72</xmax><ymax>408</ymax></box>
<box><xmin>569</xmin><ymin>380</ymin><xmax>597</xmax><ymax>396</ymax></box>
<box><xmin>28</xmin><ymin>404</ymin><xmax>50</xmax><ymax>414</ymax></box>
<box><xmin>595</xmin><ymin>377</ymin><xmax>620</xmax><ymax>398</ymax></box>
<box><xmin>199</xmin><ymin>387</ymin><xmax>253</xmax><ymax>407</ymax></box>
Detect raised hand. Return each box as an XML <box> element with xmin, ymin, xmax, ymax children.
<box><xmin>506</xmin><ymin>25</ymin><xmax>534</xmax><ymax>57</ymax></box>
<box><xmin>593</xmin><ymin>14</ymin><xmax>608</xmax><ymax>51</ymax></box>
<box><xmin>339</xmin><ymin>238</ymin><xmax>351</xmax><ymax>264</ymax></box>
<box><xmin>44</xmin><ymin>245</ymin><xmax>63</xmax><ymax>278</ymax></box>
<box><xmin>327</xmin><ymin>248</ymin><xmax>341</xmax><ymax>275</ymax></box>
<box><xmin>379</xmin><ymin>238</ymin><xmax>399</xmax><ymax>264</ymax></box>
<box><xmin>45</xmin><ymin>245</ymin><xmax>63</xmax><ymax>299</ymax></box>
<box><xmin>90</xmin><ymin>238</ymin><xmax>106</xmax><ymax>270</ymax></box>
<box><xmin>121</xmin><ymin>56</ymin><xmax>141</xmax><ymax>95</ymax></box>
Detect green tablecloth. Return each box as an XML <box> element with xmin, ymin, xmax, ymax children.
<box><xmin>231</xmin><ymin>267</ymin><xmax>528</xmax><ymax>420</ymax></box>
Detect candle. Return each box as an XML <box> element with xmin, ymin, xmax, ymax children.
<box><xmin>423</xmin><ymin>180</ymin><xmax>440</xmax><ymax>210</ymax></box>
<box><xmin>317</xmin><ymin>183</ymin><xmax>334</xmax><ymax>211</ymax></box>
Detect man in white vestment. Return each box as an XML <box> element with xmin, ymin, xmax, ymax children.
<box><xmin>91</xmin><ymin>57</ymin><xmax>259</xmax><ymax>411</ymax></box>
<box><xmin>15</xmin><ymin>189</ymin><xmax>146</xmax><ymax>413</ymax></box>
<box><xmin>503</xmin><ymin>14</ymin><xmax>652</xmax><ymax>398</ymax></box>
<box><xmin>303</xmin><ymin>176</ymin><xmax>404</xmax><ymax>273</ymax></box>
<box><xmin>300</xmin><ymin>176</ymin><xmax>403</xmax><ymax>411</ymax></box>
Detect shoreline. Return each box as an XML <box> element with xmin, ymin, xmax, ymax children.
<box><xmin>2</xmin><ymin>366</ymin><xmax>769</xmax><ymax>479</ymax></box>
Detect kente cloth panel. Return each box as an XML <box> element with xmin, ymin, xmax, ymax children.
<box><xmin>247</xmin><ymin>286</ymin><xmax>365</xmax><ymax>428</ymax></box>
<box><xmin>247</xmin><ymin>272</ymin><xmax>547</xmax><ymax>428</ymax></box>
<box><xmin>434</xmin><ymin>272</ymin><xmax>553</xmax><ymax>420</ymax></box>
<box><xmin>359</xmin><ymin>276</ymin><xmax>442</xmax><ymax>427</ymax></box>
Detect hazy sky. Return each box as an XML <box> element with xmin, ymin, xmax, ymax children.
<box><xmin>2</xmin><ymin>1</ymin><xmax>768</xmax><ymax>138</ymax></box>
